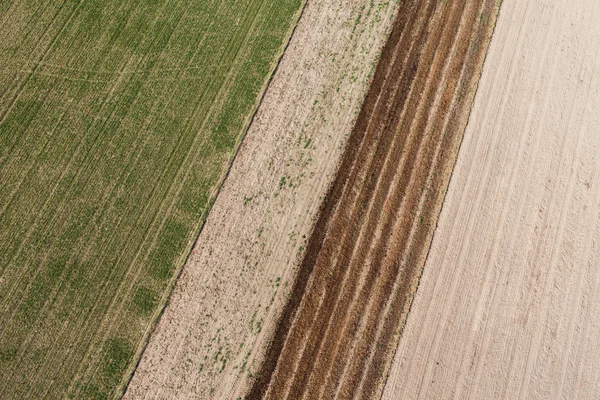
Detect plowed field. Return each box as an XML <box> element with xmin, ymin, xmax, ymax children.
<box><xmin>249</xmin><ymin>0</ymin><xmax>501</xmax><ymax>398</ymax></box>
<box><xmin>383</xmin><ymin>0</ymin><xmax>600</xmax><ymax>398</ymax></box>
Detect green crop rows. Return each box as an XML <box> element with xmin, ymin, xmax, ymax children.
<box><xmin>0</xmin><ymin>0</ymin><xmax>302</xmax><ymax>398</ymax></box>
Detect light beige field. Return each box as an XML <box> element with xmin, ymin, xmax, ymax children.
<box><xmin>382</xmin><ymin>0</ymin><xmax>600</xmax><ymax>399</ymax></box>
<box><xmin>124</xmin><ymin>0</ymin><xmax>399</xmax><ymax>398</ymax></box>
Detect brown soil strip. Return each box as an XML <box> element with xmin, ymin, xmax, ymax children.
<box><xmin>247</xmin><ymin>0</ymin><xmax>501</xmax><ymax>399</ymax></box>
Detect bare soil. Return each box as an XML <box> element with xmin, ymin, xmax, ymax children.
<box><xmin>248</xmin><ymin>0</ymin><xmax>500</xmax><ymax>399</ymax></box>
<box><xmin>123</xmin><ymin>0</ymin><xmax>399</xmax><ymax>398</ymax></box>
<box><xmin>383</xmin><ymin>0</ymin><xmax>600</xmax><ymax>398</ymax></box>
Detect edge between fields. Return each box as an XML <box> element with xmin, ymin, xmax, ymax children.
<box><xmin>243</xmin><ymin>0</ymin><xmax>406</xmax><ymax>396</ymax></box>
<box><xmin>116</xmin><ymin>1</ymin><xmax>309</xmax><ymax>398</ymax></box>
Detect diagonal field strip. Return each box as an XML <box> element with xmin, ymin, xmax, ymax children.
<box><xmin>382</xmin><ymin>0</ymin><xmax>600</xmax><ymax>398</ymax></box>
<box><xmin>0</xmin><ymin>0</ymin><xmax>304</xmax><ymax>398</ymax></box>
<box><xmin>247</xmin><ymin>0</ymin><xmax>502</xmax><ymax>398</ymax></box>
<box><xmin>124</xmin><ymin>0</ymin><xmax>402</xmax><ymax>398</ymax></box>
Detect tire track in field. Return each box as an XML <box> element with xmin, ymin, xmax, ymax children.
<box><xmin>0</xmin><ymin>0</ymin><xmax>155</xmax><ymax>294</ymax></box>
<box><xmin>0</xmin><ymin>0</ymin><xmax>135</xmax><ymax>208</ymax></box>
<box><xmin>247</xmin><ymin>1</ymin><xmax>501</xmax><ymax>398</ymax></box>
<box><xmin>28</xmin><ymin>0</ymin><xmax>264</xmax><ymax>394</ymax></box>
<box><xmin>2</xmin><ymin>0</ymin><xmax>220</xmax><ymax>392</ymax></box>
<box><xmin>0</xmin><ymin>0</ymin><xmax>84</xmax><ymax>127</ymax></box>
<box><xmin>0</xmin><ymin>1</ymin><xmax>70</xmax><ymax>169</ymax></box>
<box><xmin>0</xmin><ymin>2</ymin><xmax>198</xmax><ymax>388</ymax></box>
<box><xmin>0</xmin><ymin>0</ymin><xmax>185</xmax><ymax>331</ymax></box>
<box><xmin>31</xmin><ymin>0</ymin><xmax>222</xmax><ymax>393</ymax></box>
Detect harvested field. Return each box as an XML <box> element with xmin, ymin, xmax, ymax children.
<box><xmin>0</xmin><ymin>0</ymin><xmax>303</xmax><ymax>398</ymax></box>
<box><xmin>249</xmin><ymin>0</ymin><xmax>501</xmax><ymax>399</ymax></box>
<box><xmin>124</xmin><ymin>0</ymin><xmax>399</xmax><ymax>399</ymax></box>
<box><xmin>382</xmin><ymin>0</ymin><xmax>600</xmax><ymax>398</ymax></box>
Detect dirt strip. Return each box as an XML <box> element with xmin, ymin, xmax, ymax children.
<box><xmin>124</xmin><ymin>1</ymin><xmax>399</xmax><ymax>399</ymax></box>
<box><xmin>248</xmin><ymin>1</ymin><xmax>501</xmax><ymax>399</ymax></box>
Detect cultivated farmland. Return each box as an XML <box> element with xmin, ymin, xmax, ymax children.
<box><xmin>8</xmin><ymin>0</ymin><xmax>598</xmax><ymax>398</ymax></box>
<box><xmin>249</xmin><ymin>0</ymin><xmax>501</xmax><ymax>398</ymax></box>
<box><xmin>383</xmin><ymin>0</ymin><xmax>600</xmax><ymax>398</ymax></box>
<box><xmin>0</xmin><ymin>0</ymin><xmax>303</xmax><ymax>398</ymax></box>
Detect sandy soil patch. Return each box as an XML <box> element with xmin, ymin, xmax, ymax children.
<box><xmin>124</xmin><ymin>0</ymin><xmax>399</xmax><ymax>398</ymax></box>
<box><xmin>382</xmin><ymin>0</ymin><xmax>600</xmax><ymax>398</ymax></box>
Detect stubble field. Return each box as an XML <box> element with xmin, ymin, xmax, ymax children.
<box><xmin>0</xmin><ymin>0</ymin><xmax>302</xmax><ymax>398</ymax></box>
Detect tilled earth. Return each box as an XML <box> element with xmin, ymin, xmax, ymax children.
<box><xmin>248</xmin><ymin>0</ymin><xmax>501</xmax><ymax>398</ymax></box>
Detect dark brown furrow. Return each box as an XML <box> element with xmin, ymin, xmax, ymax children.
<box><xmin>322</xmin><ymin>0</ymin><xmax>476</xmax><ymax>398</ymax></box>
<box><xmin>247</xmin><ymin>0</ymin><xmax>501</xmax><ymax>399</ymax></box>
<box><xmin>303</xmin><ymin>0</ymin><xmax>463</xmax><ymax>397</ymax></box>
<box><xmin>243</xmin><ymin>0</ymin><xmax>419</xmax><ymax>395</ymax></box>
<box><xmin>355</xmin><ymin>2</ymin><xmax>500</xmax><ymax>397</ymax></box>
<box><xmin>336</xmin><ymin>1</ymin><xmax>491</xmax><ymax>398</ymax></box>
<box><xmin>249</xmin><ymin>0</ymin><xmax>432</xmax><ymax>397</ymax></box>
<box><xmin>279</xmin><ymin>0</ymin><xmax>441</xmax><ymax>397</ymax></box>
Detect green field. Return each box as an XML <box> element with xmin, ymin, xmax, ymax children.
<box><xmin>0</xmin><ymin>0</ymin><xmax>302</xmax><ymax>398</ymax></box>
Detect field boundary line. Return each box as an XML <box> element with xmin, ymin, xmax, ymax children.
<box><xmin>400</xmin><ymin>0</ymin><xmax>522</xmax><ymax>391</ymax></box>
<box><xmin>346</xmin><ymin>0</ymin><xmax>483</xmax><ymax>396</ymax></box>
<box><xmin>361</xmin><ymin>1</ymin><xmax>500</xmax><ymax>397</ymax></box>
<box><xmin>118</xmin><ymin>1</ymin><xmax>309</xmax><ymax>398</ymax></box>
<box><xmin>303</xmin><ymin>0</ymin><xmax>462</xmax><ymax>396</ymax></box>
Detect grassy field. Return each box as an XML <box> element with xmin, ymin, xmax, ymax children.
<box><xmin>0</xmin><ymin>0</ymin><xmax>302</xmax><ymax>398</ymax></box>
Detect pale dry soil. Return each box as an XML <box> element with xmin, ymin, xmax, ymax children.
<box><xmin>383</xmin><ymin>0</ymin><xmax>600</xmax><ymax>398</ymax></box>
<box><xmin>124</xmin><ymin>0</ymin><xmax>399</xmax><ymax>398</ymax></box>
